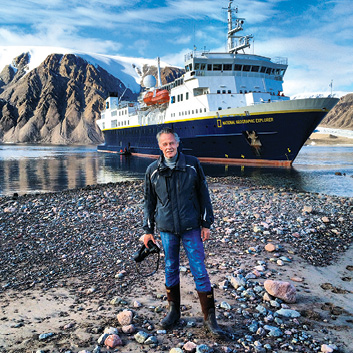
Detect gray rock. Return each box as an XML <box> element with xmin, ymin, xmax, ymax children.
<box><xmin>229</xmin><ymin>274</ymin><xmax>247</xmax><ymax>289</ymax></box>
<box><xmin>38</xmin><ymin>332</ymin><xmax>55</xmax><ymax>340</ymax></box>
<box><xmin>145</xmin><ymin>336</ymin><xmax>158</xmax><ymax>345</ymax></box>
<box><xmin>276</xmin><ymin>308</ymin><xmax>301</xmax><ymax>318</ymax></box>
<box><xmin>264</xmin><ymin>325</ymin><xmax>283</xmax><ymax>337</ymax></box>
<box><xmin>220</xmin><ymin>301</ymin><xmax>232</xmax><ymax>310</ymax></box>
<box><xmin>134</xmin><ymin>330</ymin><xmax>149</xmax><ymax>344</ymax></box>
<box><xmin>196</xmin><ymin>344</ymin><xmax>214</xmax><ymax>353</ymax></box>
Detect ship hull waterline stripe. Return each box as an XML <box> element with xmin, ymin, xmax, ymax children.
<box><xmin>111</xmin><ymin>151</ymin><xmax>292</xmax><ymax>167</ymax></box>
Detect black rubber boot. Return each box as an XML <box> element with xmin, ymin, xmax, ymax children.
<box><xmin>197</xmin><ymin>289</ymin><xmax>225</xmax><ymax>338</ymax></box>
<box><xmin>160</xmin><ymin>283</ymin><xmax>181</xmax><ymax>329</ymax></box>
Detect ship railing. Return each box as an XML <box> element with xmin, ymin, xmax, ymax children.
<box><xmin>184</xmin><ymin>50</ymin><xmax>210</xmax><ymax>61</ymax></box>
<box><xmin>272</xmin><ymin>57</ymin><xmax>288</xmax><ymax>65</ymax></box>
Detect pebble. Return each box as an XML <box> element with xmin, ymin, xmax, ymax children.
<box><xmin>122</xmin><ymin>324</ymin><xmax>136</xmax><ymax>334</ymax></box>
<box><xmin>38</xmin><ymin>332</ymin><xmax>55</xmax><ymax>340</ymax></box>
<box><xmin>104</xmin><ymin>334</ymin><xmax>122</xmax><ymax>348</ymax></box>
<box><xmin>117</xmin><ymin>310</ymin><xmax>133</xmax><ymax>325</ymax></box>
<box><xmin>183</xmin><ymin>341</ymin><xmax>197</xmax><ymax>352</ymax></box>
<box><xmin>196</xmin><ymin>344</ymin><xmax>214</xmax><ymax>353</ymax></box>
<box><xmin>321</xmin><ymin>343</ymin><xmax>338</xmax><ymax>352</ymax></box>
<box><xmin>264</xmin><ymin>280</ymin><xmax>297</xmax><ymax>303</ymax></box>
<box><xmin>134</xmin><ymin>330</ymin><xmax>149</xmax><ymax>344</ymax></box>
<box><xmin>264</xmin><ymin>325</ymin><xmax>283</xmax><ymax>337</ymax></box>
<box><xmin>170</xmin><ymin>349</ymin><xmax>183</xmax><ymax>353</ymax></box>
<box><xmin>276</xmin><ymin>308</ymin><xmax>301</xmax><ymax>318</ymax></box>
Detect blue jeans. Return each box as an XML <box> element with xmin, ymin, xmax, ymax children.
<box><xmin>160</xmin><ymin>228</ymin><xmax>211</xmax><ymax>292</ymax></box>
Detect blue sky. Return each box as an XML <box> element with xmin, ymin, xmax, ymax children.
<box><xmin>0</xmin><ymin>0</ymin><xmax>352</xmax><ymax>96</ymax></box>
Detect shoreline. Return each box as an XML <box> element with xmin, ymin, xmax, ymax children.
<box><xmin>0</xmin><ymin>178</ymin><xmax>352</xmax><ymax>353</ymax></box>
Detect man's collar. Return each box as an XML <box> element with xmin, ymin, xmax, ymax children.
<box><xmin>158</xmin><ymin>152</ymin><xmax>186</xmax><ymax>171</ymax></box>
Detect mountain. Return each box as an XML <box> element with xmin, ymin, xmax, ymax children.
<box><xmin>0</xmin><ymin>47</ymin><xmax>183</xmax><ymax>144</ymax></box>
<box><xmin>320</xmin><ymin>93</ymin><xmax>353</xmax><ymax>130</ymax></box>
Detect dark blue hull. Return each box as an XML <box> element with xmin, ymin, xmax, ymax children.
<box><xmin>98</xmin><ymin>109</ymin><xmax>329</xmax><ymax>166</ymax></box>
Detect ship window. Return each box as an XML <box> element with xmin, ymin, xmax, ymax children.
<box><xmin>222</xmin><ymin>90</ymin><xmax>226</xmax><ymax>94</ymax></box>
<box><xmin>213</xmin><ymin>64</ymin><xmax>222</xmax><ymax>71</ymax></box>
<box><xmin>266</xmin><ymin>68</ymin><xmax>271</xmax><ymax>74</ymax></box>
<box><xmin>171</xmin><ymin>96</ymin><xmax>175</xmax><ymax>103</ymax></box>
<box><xmin>223</xmin><ymin>64</ymin><xmax>232</xmax><ymax>71</ymax></box>
<box><xmin>204</xmin><ymin>108</ymin><xmax>206</xmax><ymax>112</ymax></box>
<box><xmin>112</xmin><ymin>120</ymin><xmax>117</xmax><ymax>128</ymax></box>
<box><xmin>200</xmin><ymin>63</ymin><xmax>206</xmax><ymax>70</ymax></box>
<box><xmin>111</xmin><ymin>111</ymin><xmax>117</xmax><ymax>117</ymax></box>
<box><xmin>240</xmin><ymin>90</ymin><xmax>243</xmax><ymax>93</ymax></box>
<box><xmin>260</xmin><ymin>67</ymin><xmax>267</xmax><ymax>73</ymax></box>
<box><xmin>102</xmin><ymin>122</ymin><xmax>105</xmax><ymax>129</ymax></box>
<box><xmin>186</xmin><ymin>92</ymin><xmax>189</xmax><ymax>100</ymax></box>
<box><xmin>243</xmin><ymin>65</ymin><xmax>251</xmax><ymax>72</ymax></box>
<box><xmin>234</xmin><ymin>64</ymin><xmax>242</xmax><ymax>71</ymax></box>
<box><xmin>196</xmin><ymin>109</ymin><xmax>198</xmax><ymax>113</ymax></box>
<box><xmin>217</xmin><ymin>90</ymin><xmax>221</xmax><ymax>94</ymax></box>
<box><xmin>106</xmin><ymin>102</ymin><xmax>109</xmax><ymax>109</ymax></box>
<box><xmin>228</xmin><ymin>90</ymin><xmax>231</xmax><ymax>93</ymax></box>
<box><xmin>207</xmin><ymin>64</ymin><xmax>212</xmax><ymax>70</ymax></box>
<box><xmin>195</xmin><ymin>63</ymin><xmax>200</xmax><ymax>70</ymax></box>
<box><xmin>180</xmin><ymin>94</ymin><xmax>183</xmax><ymax>101</ymax></box>
<box><xmin>251</xmin><ymin>66</ymin><xmax>260</xmax><ymax>72</ymax></box>
<box><xmin>218</xmin><ymin>107</ymin><xmax>222</xmax><ymax>110</ymax></box>
<box><xmin>101</xmin><ymin>113</ymin><xmax>105</xmax><ymax>119</ymax></box>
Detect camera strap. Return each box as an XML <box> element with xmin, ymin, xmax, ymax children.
<box><xmin>135</xmin><ymin>251</ymin><xmax>160</xmax><ymax>277</ymax></box>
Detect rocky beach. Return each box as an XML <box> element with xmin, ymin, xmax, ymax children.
<box><xmin>0</xmin><ymin>178</ymin><xmax>352</xmax><ymax>353</ymax></box>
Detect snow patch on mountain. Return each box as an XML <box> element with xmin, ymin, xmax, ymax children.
<box><xmin>314</xmin><ymin>127</ymin><xmax>353</xmax><ymax>139</ymax></box>
<box><xmin>0</xmin><ymin>46</ymin><xmax>172</xmax><ymax>93</ymax></box>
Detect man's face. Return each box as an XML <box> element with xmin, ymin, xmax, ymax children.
<box><xmin>158</xmin><ymin>133</ymin><xmax>179</xmax><ymax>159</ymax></box>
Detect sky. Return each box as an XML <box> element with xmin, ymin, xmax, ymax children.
<box><xmin>0</xmin><ymin>0</ymin><xmax>353</xmax><ymax>97</ymax></box>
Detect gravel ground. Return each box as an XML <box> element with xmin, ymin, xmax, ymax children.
<box><xmin>0</xmin><ymin>177</ymin><xmax>352</xmax><ymax>353</ymax></box>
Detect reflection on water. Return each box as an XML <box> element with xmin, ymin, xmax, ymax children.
<box><xmin>0</xmin><ymin>144</ymin><xmax>352</xmax><ymax>197</ymax></box>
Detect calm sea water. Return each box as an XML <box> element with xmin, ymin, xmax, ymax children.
<box><xmin>0</xmin><ymin>144</ymin><xmax>352</xmax><ymax>198</ymax></box>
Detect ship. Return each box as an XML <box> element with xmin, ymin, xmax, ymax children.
<box><xmin>96</xmin><ymin>0</ymin><xmax>339</xmax><ymax>166</ymax></box>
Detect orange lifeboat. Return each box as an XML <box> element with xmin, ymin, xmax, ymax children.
<box><xmin>143</xmin><ymin>89</ymin><xmax>170</xmax><ymax>105</ymax></box>
<box><xmin>153</xmin><ymin>89</ymin><xmax>169</xmax><ymax>104</ymax></box>
<box><xmin>143</xmin><ymin>91</ymin><xmax>154</xmax><ymax>105</ymax></box>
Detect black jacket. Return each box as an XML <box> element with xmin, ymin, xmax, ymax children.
<box><xmin>143</xmin><ymin>152</ymin><xmax>214</xmax><ymax>235</ymax></box>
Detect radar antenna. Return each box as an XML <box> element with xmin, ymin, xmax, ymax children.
<box><xmin>225</xmin><ymin>0</ymin><xmax>253</xmax><ymax>54</ymax></box>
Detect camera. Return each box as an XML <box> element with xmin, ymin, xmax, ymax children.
<box><xmin>133</xmin><ymin>240</ymin><xmax>160</xmax><ymax>263</ymax></box>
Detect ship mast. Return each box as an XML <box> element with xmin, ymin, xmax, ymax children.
<box><xmin>226</xmin><ymin>0</ymin><xmax>253</xmax><ymax>54</ymax></box>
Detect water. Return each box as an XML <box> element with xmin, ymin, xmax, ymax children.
<box><xmin>0</xmin><ymin>144</ymin><xmax>352</xmax><ymax>198</ymax></box>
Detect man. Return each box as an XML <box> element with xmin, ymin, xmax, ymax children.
<box><xmin>143</xmin><ymin>127</ymin><xmax>223</xmax><ymax>337</ymax></box>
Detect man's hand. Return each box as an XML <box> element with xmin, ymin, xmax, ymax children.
<box><xmin>201</xmin><ymin>227</ymin><xmax>210</xmax><ymax>242</ymax></box>
<box><xmin>143</xmin><ymin>233</ymin><xmax>156</xmax><ymax>248</ymax></box>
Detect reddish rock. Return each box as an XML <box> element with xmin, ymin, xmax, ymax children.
<box><xmin>117</xmin><ymin>310</ymin><xmax>133</xmax><ymax>326</ymax></box>
<box><xmin>104</xmin><ymin>334</ymin><xmax>123</xmax><ymax>348</ymax></box>
<box><xmin>265</xmin><ymin>243</ymin><xmax>276</xmax><ymax>252</ymax></box>
<box><xmin>264</xmin><ymin>280</ymin><xmax>296</xmax><ymax>303</ymax></box>
<box><xmin>122</xmin><ymin>324</ymin><xmax>136</xmax><ymax>334</ymax></box>
<box><xmin>183</xmin><ymin>341</ymin><xmax>197</xmax><ymax>353</ymax></box>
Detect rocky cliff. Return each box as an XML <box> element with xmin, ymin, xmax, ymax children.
<box><xmin>0</xmin><ymin>52</ymin><xmax>183</xmax><ymax>144</ymax></box>
<box><xmin>320</xmin><ymin>93</ymin><xmax>353</xmax><ymax>129</ymax></box>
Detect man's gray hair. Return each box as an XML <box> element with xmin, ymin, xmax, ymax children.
<box><xmin>156</xmin><ymin>128</ymin><xmax>180</xmax><ymax>143</ymax></box>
